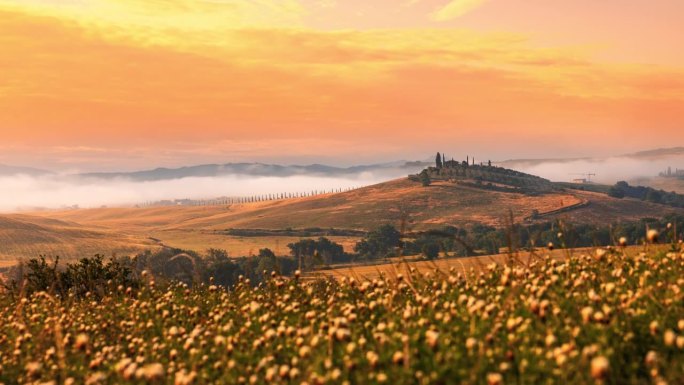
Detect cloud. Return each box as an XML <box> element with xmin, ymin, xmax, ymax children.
<box><xmin>1</xmin><ymin>4</ymin><xmax>683</xmax><ymax>167</ymax></box>
<box><xmin>0</xmin><ymin>0</ymin><xmax>306</xmax><ymax>32</ymax></box>
<box><xmin>431</xmin><ymin>0</ymin><xmax>486</xmax><ymax>21</ymax></box>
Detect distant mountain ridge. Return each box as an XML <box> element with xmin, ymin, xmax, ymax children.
<box><xmin>499</xmin><ymin>146</ymin><xmax>684</xmax><ymax>168</ymax></box>
<box><xmin>625</xmin><ymin>147</ymin><xmax>684</xmax><ymax>158</ymax></box>
<box><xmin>78</xmin><ymin>161</ymin><xmax>432</xmax><ymax>181</ymax></box>
<box><xmin>0</xmin><ymin>164</ymin><xmax>52</xmax><ymax>177</ymax></box>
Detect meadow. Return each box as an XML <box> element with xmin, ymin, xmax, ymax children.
<box><xmin>1</xmin><ymin>246</ymin><xmax>683</xmax><ymax>384</ymax></box>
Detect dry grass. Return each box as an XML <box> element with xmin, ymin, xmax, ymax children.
<box><xmin>0</xmin><ymin>215</ymin><xmax>157</xmax><ymax>265</ymax></box>
<box><xmin>312</xmin><ymin>244</ymin><xmax>674</xmax><ymax>281</ymax></box>
<box><xmin>149</xmin><ymin>229</ymin><xmax>360</xmax><ymax>257</ymax></box>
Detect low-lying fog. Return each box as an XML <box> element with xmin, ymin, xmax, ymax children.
<box><xmin>504</xmin><ymin>155</ymin><xmax>684</xmax><ymax>185</ymax></box>
<box><xmin>0</xmin><ymin>172</ymin><xmax>402</xmax><ymax>212</ymax></box>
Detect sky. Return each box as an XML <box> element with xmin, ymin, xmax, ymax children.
<box><xmin>0</xmin><ymin>0</ymin><xmax>683</xmax><ymax>171</ymax></box>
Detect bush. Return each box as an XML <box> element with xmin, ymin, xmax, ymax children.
<box><xmin>608</xmin><ymin>186</ymin><xmax>625</xmax><ymax>198</ymax></box>
<box><xmin>354</xmin><ymin>224</ymin><xmax>402</xmax><ymax>259</ymax></box>
<box><xmin>5</xmin><ymin>255</ymin><xmax>140</xmax><ymax>298</ymax></box>
<box><xmin>421</xmin><ymin>242</ymin><xmax>440</xmax><ymax>259</ymax></box>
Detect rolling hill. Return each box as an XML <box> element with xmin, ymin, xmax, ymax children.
<box><xmin>0</xmin><ymin>215</ymin><xmax>157</xmax><ymax>266</ymax></box>
<box><xmin>5</xmin><ymin>175</ymin><xmax>681</xmax><ymax>264</ymax></box>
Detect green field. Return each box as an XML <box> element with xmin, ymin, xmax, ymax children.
<box><xmin>2</xmin><ymin>248</ymin><xmax>683</xmax><ymax>384</ymax></box>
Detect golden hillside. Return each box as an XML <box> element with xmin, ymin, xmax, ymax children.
<box><xmin>4</xmin><ymin>177</ymin><xmax>683</xmax><ymax>262</ymax></box>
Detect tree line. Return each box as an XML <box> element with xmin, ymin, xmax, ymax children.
<box><xmin>608</xmin><ymin>181</ymin><xmax>684</xmax><ymax>208</ymax></box>
<box><xmin>138</xmin><ymin>187</ymin><xmax>363</xmax><ymax>208</ymax></box>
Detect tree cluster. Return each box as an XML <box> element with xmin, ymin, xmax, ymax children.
<box><xmin>608</xmin><ymin>181</ymin><xmax>684</xmax><ymax>208</ymax></box>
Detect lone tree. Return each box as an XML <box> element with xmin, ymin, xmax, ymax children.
<box><xmin>435</xmin><ymin>152</ymin><xmax>443</xmax><ymax>168</ymax></box>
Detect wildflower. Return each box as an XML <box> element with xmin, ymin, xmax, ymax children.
<box><xmin>425</xmin><ymin>330</ymin><xmax>439</xmax><ymax>349</ymax></box>
<box><xmin>138</xmin><ymin>363</ymin><xmax>165</xmax><ymax>380</ymax></box>
<box><xmin>486</xmin><ymin>372</ymin><xmax>503</xmax><ymax>385</ymax></box>
<box><xmin>74</xmin><ymin>333</ymin><xmax>89</xmax><ymax>350</ymax></box>
<box><xmin>392</xmin><ymin>351</ymin><xmax>404</xmax><ymax>365</ymax></box>
<box><xmin>25</xmin><ymin>362</ymin><xmax>42</xmax><ymax>378</ymax></box>
<box><xmin>175</xmin><ymin>370</ymin><xmax>197</xmax><ymax>385</ymax></box>
<box><xmin>85</xmin><ymin>372</ymin><xmax>107</xmax><ymax>385</ymax></box>
<box><xmin>298</xmin><ymin>346</ymin><xmax>311</xmax><ymax>358</ymax></box>
<box><xmin>647</xmin><ymin>229</ymin><xmax>659</xmax><ymax>243</ymax></box>
<box><xmin>366</xmin><ymin>351</ymin><xmax>379</xmax><ymax>367</ymax></box>
<box><xmin>335</xmin><ymin>328</ymin><xmax>351</xmax><ymax>341</ymax></box>
<box><xmin>676</xmin><ymin>336</ymin><xmax>684</xmax><ymax>349</ymax></box>
<box><xmin>595</xmin><ymin>248</ymin><xmax>607</xmax><ymax>260</ymax></box>
<box><xmin>619</xmin><ymin>237</ymin><xmax>628</xmax><ymax>247</ymax></box>
<box><xmin>604</xmin><ymin>282</ymin><xmax>615</xmax><ymax>294</ymax></box>
<box><xmin>590</xmin><ymin>356</ymin><xmax>609</xmax><ymax>380</ymax></box>
<box><xmin>650</xmin><ymin>321</ymin><xmax>660</xmax><ymax>335</ymax></box>
<box><xmin>664</xmin><ymin>330</ymin><xmax>676</xmax><ymax>347</ymax></box>
<box><xmin>545</xmin><ymin>334</ymin><xmax>557</xmax><ymax>347</ymax></box>
<box><xmin>289</xmin><ymin>367</ymin><xmax>300</xmax><ymax>379</ymax></box>
<box><xmin>466</xmin><ymin>337</ymin><xmax>478</xmax><ymax>350</ymax></box>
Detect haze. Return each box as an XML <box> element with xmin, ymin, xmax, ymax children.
<box><xmin>1</xmin><ymin>0</ymin><xmax>683</xmax><ymax>171</ymax></box>
<box><xmin>0</xmin><ymin>173</ymin><xmax>398</xmax><ymax>212</ymax></box>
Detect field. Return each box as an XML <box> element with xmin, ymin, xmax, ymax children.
<box><xmin>1</xmin><ymin>248</ymin><xmax>683</xmax><ymax>384</ymax></box>
<box><xmin>147</xmin><ymin>229</ymin><xmax>360</xmax><ymax>258</ymax></box>
<box><xmin>3</xmin><ymin>178</ymin><xmax>682</xmax><ymax>266</ymax></box>
<box><xmin>0</xmin><ymin>215</ymin><xmax>157</xmax><ymax>264</ymax></box>
<box><xmin>309</xmin><ymin>245</ymin><xmax>673</xmax><ymax>281</ymax></box>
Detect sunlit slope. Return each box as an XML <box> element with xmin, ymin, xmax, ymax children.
<box><xmin>14</xmin><ymin>178</ymin><xmax>684</xmax><ymax>261</ymax></box>
<box><xmin>27</xmin><ymin>178</ymin><xmax>684</xmax><ymax>233</ymax></box>
<box><xmin>0</xmin><ymin>215</ymin><xmax>157</xmax><ymax>263</ymax></box>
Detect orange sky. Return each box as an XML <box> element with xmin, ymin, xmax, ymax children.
<box><xmin>0</xmin><ymin>0</ymin><xmax>682</xmax><ymax>170</ymax></box>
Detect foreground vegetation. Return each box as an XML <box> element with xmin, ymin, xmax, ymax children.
<box><xmin>2</xmin><ymin>245</ymin><xmax>683</xmax><ymax>384</ymax></box>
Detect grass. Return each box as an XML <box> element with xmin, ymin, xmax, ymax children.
<box><xmin>0</xmin><ymin>215</ymin><xmax>157</xmax><ymax>265</ymax></box>
<box><xmin>1</xmin><ymin>247</ymin><xmax>683</xmax><ymax>384</ymax></box>
<box><xmin>146</xmin><ymin>230</ymin><xmax>360</xmax><ymax>258</ymax></box>
<box><xmin>309</xmin><ymin>244</ymin><xmax>674</xmax><ymax>281</ymax></box>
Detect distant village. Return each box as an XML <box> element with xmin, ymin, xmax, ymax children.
<box><xmin>659</xmin><ymin>166</ymin><xmax>684</xmax><ymax>178</ymax></box>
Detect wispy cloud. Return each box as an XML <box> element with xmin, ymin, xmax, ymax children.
<box><xmin>431</xmin><ymin>0</ymin><xmax>486</xmax><ymax>21</ymax></box>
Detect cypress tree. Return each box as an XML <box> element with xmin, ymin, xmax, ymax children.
<box><xmin>436</xmin><ymin>152</ymin><xmax>443</xmax><ymax>169</ymax></box>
